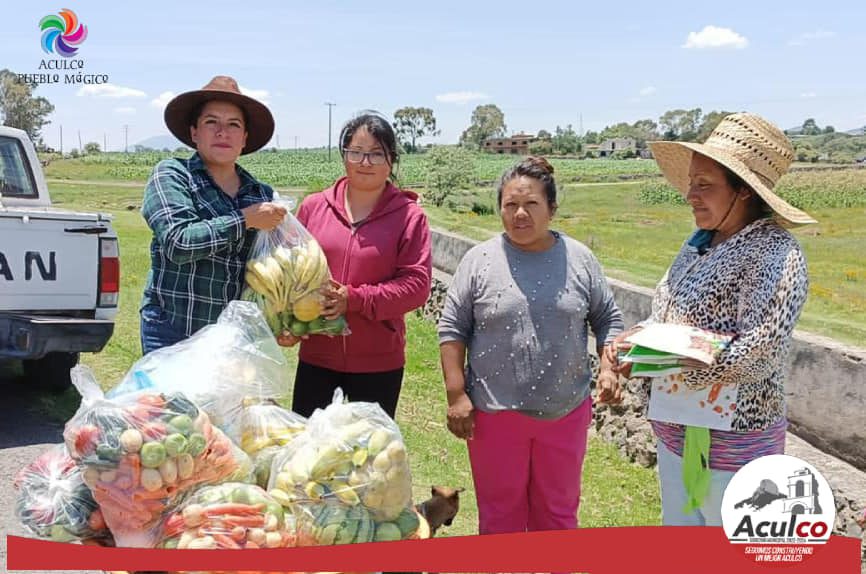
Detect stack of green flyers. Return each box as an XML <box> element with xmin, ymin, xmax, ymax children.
<box><xmin>621</xmin><ymin>323</ymin><xmax>733</xmax><ymax>378</ymax></box>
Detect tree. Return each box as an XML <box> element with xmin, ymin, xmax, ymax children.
<box><xmin>696</xmin><ymin>110</ymin><xmax>733</xmax><ymax>142</ymax></box>
<box><xmin>423</xmin><ymin>146</ymin><xmax>476</xmax><ymax>207</ymax></box>
<box><xmin>599</xmin><ymin>122</ymin><xmax>635</xmax><ymax>141</ymax></box>
<box><xmin>583</xmin><ymin>130</ymin><xmax>599</xmax><ymax>145</ymax></box>
<box><xmin>823</xmin><ymin>125</ymin><xmax>835</xmax><ymax>134</ymax></box>
<box><xmin>393</xmin><ymin>107</ymin><xmax>440</xmax><ymax>153</ymax></box>
<box><xmin>801</xmin><ymin>118</ymin><xmax>821</xmax><ymax>136</ymax></box>
<box><xmin>631</xmin><ymin>119</ymin><xmax>659</xmax><ymax>145</ymax></box>
<box><xmin>551</xmin><ymin>124</ymin><xmax>580</xmax><ymax>154</ymax></box>
<box><xmin>597</xmin><ymin>119</ymin><xmax>658</xmax><ymax>148</ymax></box>
<box><xmin>0</xmin><ymin>69</ymin><xmax>54</xmax><ymax>144</ymax></box>
<box><xmin>459</xmin><ymin>104</ymin><xmax>506</xmax><ymax>149</ymax></box>
<box><xmin>528</xmin><ymin>139</ymin><xmax>553</xmax><ymax>155</ymax></box>
<box><xmin>659</xmin><ymin>108</ymin><xmax>702</xmax><ymax>140</ymax></box>
<box><xmin>536</xmin><ymin>129</ymin><xmax>552</xmax><ymax>139</ymax></box>
<box><xmin>84</xmin><ymin>142</ymin><xmax>101</xmax><ymax>155</ymax></box>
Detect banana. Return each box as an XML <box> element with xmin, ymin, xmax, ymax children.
<box><xmin>245</xmin><ymin>271</ymin><xmax>271</xmax><ymax>298</ymax></box>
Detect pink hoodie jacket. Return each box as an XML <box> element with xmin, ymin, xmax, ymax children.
<box><xmin>295</xmin><ymin>177</ymin><xmax>432</xmax><ymax>373</ymax></box>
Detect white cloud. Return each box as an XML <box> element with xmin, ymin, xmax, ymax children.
<box><xmin>789</xmin><ymin>29</ymin><xmax>835</xmax><ymax>46</ymax></box>
<box><xmin>639</xmin><ymin>86</ymin><xmax>657</xmax><ymax>97</ymax></box>
<box><xmin>683</xmin><ymin>26</ymin><xmax>748</xmax><ymax>50</ymax></box>
<box><xmin>77</xmin><ymin>84</ymin><xmax>147</xmax><ymax>98</ymax></box>
<box><xmin>239</xmin><ymin>85</ymin><xmax>270</xmax><ymax>103</ymax></box>
<box><xmin>800</xmin><ymin>92</ymin><xmax>817</xmax><ymax>99</ymax></box>
<box><xmin>150</xmin><ymin>91</ymin><xmax>176</xmax><ymax>109</ymax></box>
<box><xmin>435</xmin><ymin>91</ymin><xmax>489</xmax><ymax>105</ymax></box>
<box><xmin>114</xmin><ymin>106</ymin><xmax>136</xmax><ymax>115</ymax></box>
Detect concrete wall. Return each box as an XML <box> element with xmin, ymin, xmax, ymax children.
<box><xmin>430</xmin><ymin>228</ymin><xmax>866</xmax><ymax>472</ymax></box>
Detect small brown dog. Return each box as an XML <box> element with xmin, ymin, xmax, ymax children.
<box><xmin>416</xmin><ymin>485</ymin><xmax>464</xmax><ymax>536</ymax></box>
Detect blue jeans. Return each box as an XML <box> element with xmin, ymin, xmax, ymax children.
<box><xmin>656</xmin><ymin>440</ymin><xmax>736</xmax><ymax>526</ymax></box>
<box><xmin>140</xmin><ymin>304</ymin><xmax>188</xmax><ymax>355</ymax></box>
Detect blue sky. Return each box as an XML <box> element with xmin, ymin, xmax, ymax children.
<box><xmin>3</xmin><ymin>1</ymin><xmax>865</xmax><ymax>151</ymax></box>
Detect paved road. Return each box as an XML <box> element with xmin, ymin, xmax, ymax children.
<box><xmin>0</xmin><ymin>363</ymin><xmax>100</xmax><ymax>574</ymax></box>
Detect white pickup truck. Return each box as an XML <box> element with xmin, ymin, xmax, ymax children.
<box><xmin>0</xmin><ymin>126</ymin><xmax>118</xmax><ymax>390</ymax></box>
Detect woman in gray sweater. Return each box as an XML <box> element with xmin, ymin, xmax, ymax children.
<box><xmin>438</xmin><ymin>156</ymin><xmax>623</xmax><ymax>535</ymax></box>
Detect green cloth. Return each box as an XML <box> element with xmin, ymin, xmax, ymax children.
<box><xmin>682</xmin><ymin>425</ymin><xmax>711</xmax><ymax>513</ymax></box>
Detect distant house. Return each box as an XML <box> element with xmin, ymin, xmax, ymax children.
<box><xmin>483</xmin><ymin>133</ymin><xmax>538</xmax><ymax>154</ymax></box>
<box><xmin>598</xmin><ymin>137</ymin><xmax>637</xmax><ymax>157</ymax></box>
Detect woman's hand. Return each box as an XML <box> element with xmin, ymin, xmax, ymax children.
<box><xmin>446</xmin><ymin>391</ymin><xmax>475</xmax><ymax>440</ymax></box>
<box><xmin>276</xmin><ymin>332</ymin><xmax>307</xmax><ymax>347</ymax></box>
<box><xmin>596</xmin><ymin>369</ymin><xmax>623</xmax><ymax>405</ymax></box>
<box><xmin>321</xmin><ymin>279</ymin><xmax>348</xmax><ymax>320</ymax></box>
<box><xmin>241</xmin><ymin>202</ymin><xmax>287</xmax><ymax>231</ymax></box>
<box><xmin>607</xmin><ymin>326</ymin><xmax>644</xmax><ymax>378</ymax></box>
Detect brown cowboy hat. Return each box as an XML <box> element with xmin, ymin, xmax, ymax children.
<box><xmin>164</xmin><ymin>75</ymin><xmax>274</xmax><ymax>155</ymax></box>
<box><xmin>649</xmin><ymin>112</ymin><xmax>816</xmax><ymax>226</ymax></box>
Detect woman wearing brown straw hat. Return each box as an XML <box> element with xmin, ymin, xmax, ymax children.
<box><xmin>608</xmin><ymin>112</ymin><xmax>815</xmax><ymax>526</ymax></box>
<box><xmin>140</xmin><ymin>76</ymin><xmax>287</xmax><ymax>354</ymax></box>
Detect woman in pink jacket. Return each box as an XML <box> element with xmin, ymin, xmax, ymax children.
<box><xmin>280</xmin><ymin>111</ymin><xmax>432</xmax><ymax>418</ymax></box>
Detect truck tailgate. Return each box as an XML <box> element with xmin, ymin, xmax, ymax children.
<box><xmin>0</xmin><ymin>212</ymin><xmax>105</xmax><ymax>312</ymax></box>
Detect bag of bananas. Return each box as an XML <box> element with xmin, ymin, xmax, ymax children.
<box><xmin>242</xmin><ymin>199</ymin><xmax>349</xmax><ymax>338</ymax></box>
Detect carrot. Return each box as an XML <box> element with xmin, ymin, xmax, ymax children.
<box><xmin>203</xmin><ymin>503</ymin><xmax>265</xmax><ymax>517</ymax></box>
<box><xmin>132</xmin><ymin>485</ymin><xmax>172</xmax><ymax>501</ymax></box>
<box><xmin>122</xmin><ymin>454</ymin><xmax>141</xmax><ymax>488</ymax></box>
<box><xmin>213</xmin><ymin>532</ymin><xmax>242</xmax><ymax>549</ymax></box>
<box><xmin>93</xmin><ymin>484</ymin><xmax>139</xmax><ymax>512</ymax></box>
<box><xmin>163</xmin><ymin>514</ymin><xmax>185</xmax><ymax>533</ymax></box>
<box><xmin>222</xmin><ymin>515</ymin><xmax>266</xmax><ymax>528</ymax></box>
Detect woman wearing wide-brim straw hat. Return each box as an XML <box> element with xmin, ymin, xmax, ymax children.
<box><xmin>139</xmin><ymin>75</ymin><xmax>288</xmax><ymax>354</ymax></box>
<box><xmin>607</xmin><ymin>112</ymin><xmax>816</xmax><ymax>526</ymax></box>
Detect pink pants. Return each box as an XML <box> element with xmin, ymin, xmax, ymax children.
<box><xmin>468</xmin><ymin>397</ymin><xmax>592</xmax><ymax>534</ymax></box>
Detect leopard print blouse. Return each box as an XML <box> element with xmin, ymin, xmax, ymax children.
<box><xmin>642</xmin><ymin>218</ymin><xmax>809</xmax><ymax>432</ymax></box>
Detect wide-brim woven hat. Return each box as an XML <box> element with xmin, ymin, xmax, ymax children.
<box><xmin>649</xmin><ymin>112</ymin><xmax>816</xmax><ymax>225</ymax></box>
<box><xmin>164</xmin><ymin>75</ymin><xmax>274</xmax><ymax>155</ymax></box>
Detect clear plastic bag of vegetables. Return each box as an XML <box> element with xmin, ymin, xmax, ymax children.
<box><xmin>267</xmin><ymin>389</ymin><xmax>418</xmax><ymax>545</ymax></box>
<box><xmin>238</xmin><ymin>398</ymin><xmax>307</xmax><ymax>488</ymax></box>
<box><xmin>241</xmin><ymin>197</ymin><xmax>350</xmax><ymax>338</ymax></box>
<box><xmin>239</xmin><ymin>398</ymin><xmax>307</xmax><ymax>457</ymax></box>
<box><xmin>110</xmin><ymin>301</ymin><xmax>292</xmax><ymax>438</ymax></box>
<box><xmin>63</xmin><ymin>365</ymin><xmax>251</xmax><ymax>547</ymax></box>
<box><xmin>14</xmin><ymin>444</ymin><xmax>111</xmax><ymax>543</ymax></box>
<box><xmin>158</xmin><ymin>482</ymin><xmax>296</xmax><ymax>550</ymax></box>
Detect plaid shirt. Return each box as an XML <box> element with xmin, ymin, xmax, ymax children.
<box><xmin>141</xmin><ymin>153</ymin><xmax>273</xmax><ymax>336</ymax></box>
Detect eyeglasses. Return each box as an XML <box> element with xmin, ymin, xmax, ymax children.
<box><xmin>342</xmin><ymin>148</ymin><xmax>388</xmax><ymax>165</ymax></box>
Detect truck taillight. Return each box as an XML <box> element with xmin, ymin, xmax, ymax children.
<box><xmin>98</xmin><ymin>237</ymin><xmax>119</xmax><ymax>307</ymax></box>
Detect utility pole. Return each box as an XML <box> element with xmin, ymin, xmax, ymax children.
<box><xmin>324</xmin><ymin>102</ymin><xmax>336</xmax><ymax>160</ymax></box>
<box><xmin>77</xmin><ymin>130</ymin><xmax>82</xmax><ymax>153</ymax></box>
<box><xmin>123</xmin><ymin>125</ymin><xmax>129</xmax><ymax>153</ymax></box>
<box><xmin>59</xmin><ymin>125</ymin><xmax>63</xmax><ymax>155</ymax></box>
<box><xmin>104</xmin><ymin>133</ymin><xmax>107</xmax><ymax>153</ymax></box>
<box><xmin>275</xmin><ymin>134</ymin><xmax>280</xmax><ymax>149</ymax></box>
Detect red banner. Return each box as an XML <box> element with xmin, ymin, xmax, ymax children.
<box><xmin>6</xmin><ymin>529</ymin><xmax>861</xmax><ymax>573</ymax></box>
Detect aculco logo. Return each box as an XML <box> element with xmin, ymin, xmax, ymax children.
<box><xmin>721</xmin><ymin>455</ymin><xmax>835</xmax><ymax>566</ymax></box>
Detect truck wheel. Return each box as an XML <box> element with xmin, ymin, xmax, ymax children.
<box><xmin>23</xmin><ymin>352</ymin><xmax>80</xmax><ymax>393</ymax></box>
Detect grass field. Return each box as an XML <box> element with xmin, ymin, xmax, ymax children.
<box><xmin>41</xmin><ymin>182</ymin><xmax>663</xmax><ymax>536</ymax></box>
<box><xmin>43</xmin><ymin>149</ymin><xmax>663</xmax><ymax>188</ymax></box>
